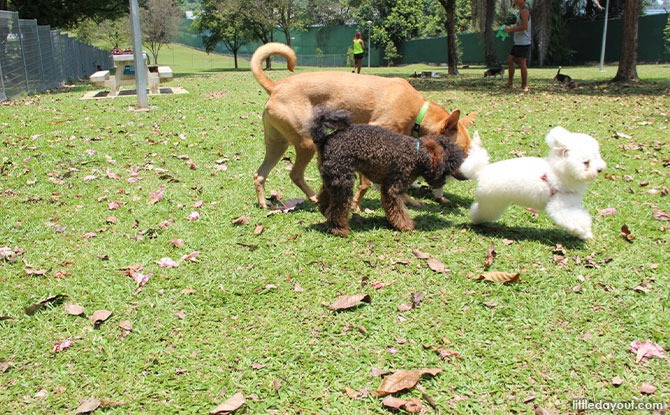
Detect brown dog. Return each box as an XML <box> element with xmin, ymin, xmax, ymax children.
<box><xmin>251</xmin><ymin>42</ymin><xmax>476</xmax><ymax>209</ymax></box>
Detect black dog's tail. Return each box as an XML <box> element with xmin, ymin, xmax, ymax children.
<box><xmin>310</xmin><ymin>105</ymin><xmax>352</xmax><ymax>150</ymax></box>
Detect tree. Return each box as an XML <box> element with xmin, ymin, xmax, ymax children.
<box><xmin>197</xmin><ymin>0</ymin><xmax>252</xmax><ymax>68</ymax></box>
<box><xmin>612</xmin><ymin>0</ymin><xmax>640</xmax><ymax>82</ymax></box>
<box><xmin>7</xmin><ymin>0</ymin><xmax>129</xmax><ymax>29</ymax></box>
<box><xmin>437</xmin><ymin>0</ymin><xmax>458</xmax><ymax>74</ymax></box>
<box><xmin>141</xmin><ymin>0</ymin><xmax>182</xmax><ymax>65</ymax></box>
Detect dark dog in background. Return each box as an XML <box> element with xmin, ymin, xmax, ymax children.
<box><xmin>310</xmin><ymin>106</ymin><xmax>465</xmax><ymax>236</ymax></box>
<box><xmin>484</xmin><ymin>67</ymin><xmax>505</xmax><ymax>80</ymax></box>
<box><xmin>554</xmin><ymin>66</ymin><xmax>577</xmax><ymax>89</ymax></box>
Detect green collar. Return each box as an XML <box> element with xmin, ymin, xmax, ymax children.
<box><xmin>412</xmin><ymin>102</ymin><xmax>429</xmax><ymax>138</ymax></box>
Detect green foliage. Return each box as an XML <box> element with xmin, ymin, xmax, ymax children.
<box><xmin>8</xmin><ymin>0</ymin><xmax>128</xmax><ymax>29</ymax></box>
<box><xmin>664</xmin><ymin>16</ymin><xmax>670</xmax><ymax>55</ymax></box>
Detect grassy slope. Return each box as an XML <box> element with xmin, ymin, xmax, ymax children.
<box><xmin>0</xmin><ymin>46</ymin><xmax>668</xmax><ymax>414</ymax></box>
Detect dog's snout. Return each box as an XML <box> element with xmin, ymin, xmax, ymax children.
<box><xmin>597</xmin><ymin>167</ymin><xmax>604</xmax><ymax>173</ymax></box>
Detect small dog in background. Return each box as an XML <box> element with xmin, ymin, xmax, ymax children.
<box><xmin>460</xmin><ymin>127</ymin><xmax>606</xmax><ymax>240</ymax></box>
<box><xmin>554</xmin><ymin>66</ymin><xmax>577</xmax><ymax>89</ymax></box>
<box><xmin>484</xmin><ymin>67</ymin><xmax>505</xmax><ymax>80</ymax></box>
<box><xmin>310</xmin><ymin>106</ymin><xmax>465</xmax><ymax>236</ymax></box>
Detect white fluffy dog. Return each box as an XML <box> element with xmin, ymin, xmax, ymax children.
<box><xmin>460</xmin><ymin>127</ymin><xmax>606</xmax><ymax>240</ymax></box>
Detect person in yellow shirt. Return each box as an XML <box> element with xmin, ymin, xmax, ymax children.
<box><xmin>352</xmin><ymin>31</ymin><xmax>366</xmax><ymax>73</ymax></box>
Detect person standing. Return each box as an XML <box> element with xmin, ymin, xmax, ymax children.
<box><xmin>352</xmin><ymin>31</ymin><xmax>366</xmax><ymax>74</ymax></box>
<box><xmin>504</xmin><ymin>0</ymin><xmax>531</xmax><ymax>91</ymax></box>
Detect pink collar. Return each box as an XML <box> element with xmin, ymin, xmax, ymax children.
<box><xmin>541</xmin><ymin>174</ymin><xmax>558</xmax><ymax>196</ymax></box>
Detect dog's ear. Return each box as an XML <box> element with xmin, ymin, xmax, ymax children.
<box><xmin>546</xmin><ymin>127</ymin><xmax>572</xmax><ymax>157</ymax></box>
<box><xmin>546</xmin><ymin>126</ymin><xmax>571</xmax><ymax>148</ymax></box>
<box><xmin>443</xmin><ymin>110</ymin><xmax>461</xmax><ymax>133</ymax></box>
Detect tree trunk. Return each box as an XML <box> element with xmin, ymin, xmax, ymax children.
<box><xmin>484</xmin><ymin>0</ymin><xmax>497</xmax><ymax>66</ymax></box>
<box><xmin>438</xmin><ymin>0</ymin><xmax>459</xmax><ymax>75</ymax></box>
<box><xmin>612</xmin><ymin>0</ymin><xmax>639</xmax><ymax>82</ymax></box>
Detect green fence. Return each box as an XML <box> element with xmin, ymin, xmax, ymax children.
<box><xmin>177</xmin><ymin>13</ymin><xmax>669</xmax><ymax>67</ymax></box>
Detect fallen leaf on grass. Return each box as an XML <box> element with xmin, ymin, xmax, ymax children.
<box><xmin>374</xmin><ymin>368</ymin><xmax>442</xmax><ymax>397</ymax></box>
<box><xmin>0</xmin><ymin>246</ymin><xmax>22</xmax><ymax>262</ymax></box>
<box><xmin>253</xmin><ymin>224</ymin><xmax>264</xmax><ymax>235</ymax></box>
<box><xmin>266</xmin><ymin>198</ymin><xmax>304</xmax><ymax>215</ymax></box>
<box><xmin>652</xmin><ymin>209</ymin><xmax>669</xmax><ymax>221</ymax></box>
<box><xmin>598</xmin><ymin>207</ymin><xmax>617</xmax><ymax>215</ymax></box>
<box><xmin>640</xmin><ymin>382</ymin><xmax>657</xmax><ymax>395</ymax></box>
<box><xmin>328</xmin><ymin>294</ymin><xmax>371</xmax><ymax>311</ymax></box>
<box><xmin>427</xmin><ymin>258</ymin><xmax>449</xmax><ymax>273</ymax></box>
<box><xmin>119</xmin><ymin>321</ymin><xmax>133</xmax><ymax>332</ymax></box>
<box><xmin>484</xmin><ymin>243</ymin><xmax>496</xmax><ymax>268</ymax></box>
<box><xmin>474</xmin><ymin>272</ymin><xmax>520</xmax><ymax>284</ymax></box>
<box><xmin>75</xmin><ymin>397</ymin><xmax>101</xmax><ymax>414</ymax></box>
<box><xmin>91</xmin><ymin>310</ymin><xmax>112</xmax><ymax>327</ymax></box>
<box><xmin>186</xmin><ymin>211</ymin><xmax>200</xmax><ymax>221</ymax></box>
<box><xmin>24</xmin><ymin>268</ymin><xmax>48</xmax><ymax>277</ymax></box>
<box><xmin>148</xmin><ymin>186</ymin><xmax>165</xmax><ymax>205</ymax></box>
<box><xmin>24</xmin><ymin>294</ymin><xmax>68</xmax><ymax>315</ymax></box>
<box><xmin>180</xmin><ymin>251</ymin><xmax>200</xmax><ymax>262</ymax></box>
<box><xmin>612</xmin><ymin>376</ymin><xmax>624</xmax><ymax>386</ymax></box>
<box><xmin>64</xmin><ymin>303</ymin><xmax>85</xmax><ymax>316</ymax></box>
<box><xmin>231</xmin><ymin>215</ymin><xmax>250</xmax><ymax>226</ymax></box>
<box><xmin>630</xmin><ymin>339</ymin><xmax>666</xmax><ymax>363</ymax></box>
<box><xmin>52</xmin><ymin>339</ymin><xmax>74</xmax><ymax>353</ymax></box>
<box><xmin>381</xmin><ymin>396</ymin><xmax>424</xmax><ymax>412</ymax></box>
<box><xmin>620</xmin><ymin>224</ymin><xmax>635</xmax><ymax>242</ymax></box>
<box><xmin>156</xmin><ymin>257</ymin><xmax>179</xmax><ymax>268</ymax></box>
<box><xmin>412</xmin><ymin>249</ymin><xmax>430</xmax><ymax>259</ymax></box>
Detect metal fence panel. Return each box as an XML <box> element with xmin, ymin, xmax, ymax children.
<box><xmin>0</xmin><ymin>11</ymin><xmax>28</xmax><ymax>100</ymax></box>
<box><xmin>19</xmin><ymin>19</ymin><xmax>45</xmax><ymax>92</ymax></box>
<box><xmin>0</xmin><ymin>10</ymin><xmax>112</xmax><ymax>101</ymax></box>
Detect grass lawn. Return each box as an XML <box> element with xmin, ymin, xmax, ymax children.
<box><xmin>0</xmin><ymin>44</ymin><xmax>668</xmax><ymax>414</ymax></box>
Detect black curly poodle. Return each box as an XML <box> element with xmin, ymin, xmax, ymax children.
<box><xmin>310</xmin><ymin>105</ymin><xmax>465</xmax><ymax>236</ymax></box>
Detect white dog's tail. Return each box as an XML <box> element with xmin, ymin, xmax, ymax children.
<box><xmin>459</xmin><ymin>131</ymin><xmax>490</xmax><ymax>180</ymax></box>
<box><xmin>250</xmin><ymin>43</ymin><xmax>297</xmax><ymax>95</ymax></box>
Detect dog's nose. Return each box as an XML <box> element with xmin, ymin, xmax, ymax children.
<box><xmin>597</xmin><ymin>167</ymin><xmax>604</xmax><ymax>173</ymax></box>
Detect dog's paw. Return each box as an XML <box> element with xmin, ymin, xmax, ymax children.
<box><xmin>328</xmin><ymin>227</ymin><xmax>349</xmax><ymax>237</ymax></box>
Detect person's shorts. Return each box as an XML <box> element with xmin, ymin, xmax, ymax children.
<box><xmin>510</xmin><ymin>44</ymin><xmax>531</xmax><ymax>60</ymax></box>
<box><xmin>353</xmin><ymin>53</ymin><xmax>365</xmax><ymax>60</ymax></box>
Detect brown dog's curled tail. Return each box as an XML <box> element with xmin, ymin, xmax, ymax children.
<box><xmin>309</xmin><ymin>106</ymin><xmax>352</xmax><ymax>151</ymax></box>
<box><xmin>250</xmin><ymin>42</ymin><xmax>297</xmax><ymax>95</ymax></box>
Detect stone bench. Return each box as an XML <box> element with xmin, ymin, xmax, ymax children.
<box><xmin>89</xmin><ymin>70</ymin><xmax>110</xmax><ymax>86</ymax></box>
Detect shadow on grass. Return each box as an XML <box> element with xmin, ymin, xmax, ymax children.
<box><xmin>467</xmin><ymin>222</ymin><xmax>586</xmax><ymax>248</ymax></box>
<box><xmin>403</xmin><ymin>76</ymin><xmax>670</xmax><ymax>97</ymax></box>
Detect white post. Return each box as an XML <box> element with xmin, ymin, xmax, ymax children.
<box><xmin>366</xmin><ymin>20</ymin><xmax>372</xmax><ymax>68</ymax></box>
<box><xmin>129</xmin><ymin>0</ymin><xmax>148</xmax><ymax>108</ymax></box>
<box><xmin>599</xmin><ymin>0</ymin><xmax>610</xmax><ymax>72</ymax></box>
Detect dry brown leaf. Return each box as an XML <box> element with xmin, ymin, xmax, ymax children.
<box><xmin>412</xmin><ymin>249</ymin><xmax>430</xmax><ymax>259</ymax></box>
<box><xmin>484</xmin><ymin>243</ymin><xmax>496</xmax><ymax>268</ymax></box>
<box><xmin>427</xmin><ymin>258</ymin><xmax>448</xmax><ymax>273</ymax></box>
<box><xmin>620</xmin><ymin>224</ymin><xmax>635</xmax><ymax>242</ymax></box>
<box><xmin>76</xmin><ymin>397</ymin><xmax>101</xmax><ymax>414</ymax></box>
<box><xmin>90</xmin><ymin>310</ymin><xmax>112</xmax><ymax>326</ymax></box>
<box><xmin>397</xmin><ymin>303</ymin><xmax>413</xmax><ymax>312</ymax></box>
<box><xmin>381</xmin><ymin>395</ymin><xmax>407</xmax><ymax>410</ymax></box>
<box><xmin>640</xmin><ymin>382</ymin><xmax>657</xmax><ymax>395</ymax></box>
<box><xmin>404</xmin><ymin>398</ymin><xmax>423</xmax><ymax>413</ymax></box>
<box><xmin>652</xmin><ymin>209</ymin><xmax>669</xmax><ymax>221</ymax></box>
<box><xmin>119</xmin><ymin>321</ymin><xmax>133</xmax><ymax>331</ymax></box>
<box><xmin>24</xmin><ymin>294</ymin><xmax>68</xmax><ymax>315</ymax></box>
<box><xmin>411</xmin><ymin>292</ymin><xmax>424</xmax><ymax>307</ymax></box>
<box><xmin>253</xmin><ymin>223</ymin><xmax>264</xmax><ymax>235</ymax></box>
<box><xmin>329</xmin><ymin>294</ymin><xmax>371</xmax><ymax>311</ymax></box>
<box><xmin>343</xmin><ymin>386</ymin><xmax>362</xmax><ymax>399</ymax></box>
<box><xmin>209</xmin><ymin>392</ymin><xmax>246</xmax><ymax>414</ymax></box>
<box><xmin>375</xmin><ymin>368</ymin><xmax>442</xmax><ymax>397</ymax></box>
<box><xmin>64</xmin><ymin>303</ymin><xmax>85</xmax><ymax>316</ymax></box>
<box><xmin>612</xmin><ymin>376</ymin><xmax>624</xmax><ymax>386</ymax></box>
<box><xmin>475</xmin><ymin>272</ymin><xmax>520</xmax><ymax>283</ymax></box>
<box><xmin>231</xmin><ymin>215</ymin><xmax>250</xmax><ymax>226</ymax></box>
